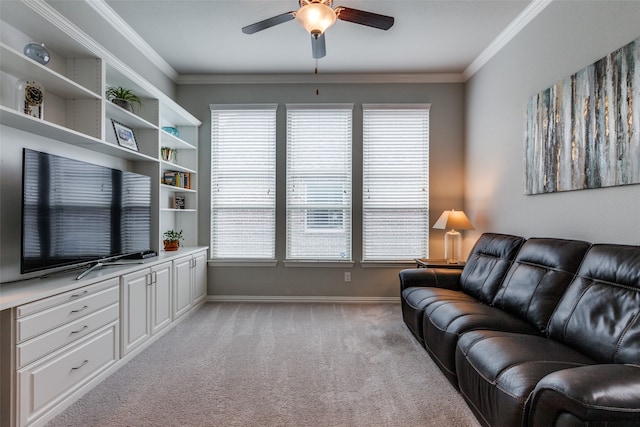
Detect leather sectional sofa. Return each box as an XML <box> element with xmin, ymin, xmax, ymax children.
<box><xmin>400</xmin><ymin>233</ymin><xmax>640</xmax><ymax>427</ymax></box>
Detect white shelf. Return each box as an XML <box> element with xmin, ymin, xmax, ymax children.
<box><xmin>161</xmin><ymin>208</ymin><xmax>197</xmax><ymax>213</ymax></box>
<box><xmin>0</xmin><ymin>43</ymin><xmax>100</xmax><ymax>100</ymax></box>
<box><xmin>160</xmin><ymin>131</ymin><xmax>196</xmax><ymax>150</ymax></box>
<box><xmin>161</xmin><ymin>184</ymin><xmax>196</xmax><ymax>193</ymax></box>
<box><xmin>0</xmin><ymin>106</ymin><xmax>158</xmax><ymax>163</ymax></box>
<box><xmin>106</xmin><ymin>102</ymin><xmax>157</xmax><ymax>130</ymax></box>
<box><xmin>160</xmin><ymin>161</ymin><xmax>197</xmax><ymax>174</ymax></box>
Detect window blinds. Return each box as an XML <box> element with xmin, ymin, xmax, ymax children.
<box><xmin>286</xmin><ymin>104</ymin><xmax>353</xmax><ymax>261</ymax></box>
<box><xmin>362</xmin><ymin>104</ymin><xmax>430</xmax><ymax>261</ymax></box>
<box><xmin>210</xmin><ymin>105</ymin><xmax>277</xmax><ymax>259</ymax></box>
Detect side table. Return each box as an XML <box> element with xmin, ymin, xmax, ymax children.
<box><xmin>414</xmin><ymin>258</ymin><xmax>465</xmax><ymax>269</ymax></box>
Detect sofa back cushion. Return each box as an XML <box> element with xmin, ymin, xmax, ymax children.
<box><xmin>548</xmin><ymin>244</ymin><xmax>640</xmax><ymax>364</ymax></box>
<box><xmin>492</xmin><ymin>238</ymin><xmax>591</xmax><ymax>332</ymax></box>
<box><xmin>459</xmin><ymin>233</ymin><xmax>525</xmax><ymax>304</ymax></box>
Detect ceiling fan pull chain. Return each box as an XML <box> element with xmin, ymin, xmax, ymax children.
<box><xmin>315</xmin><ymin>58</ymin><xmax>320</xmax><ymax>95</ymax></box>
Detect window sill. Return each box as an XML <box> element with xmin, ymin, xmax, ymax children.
<box><xmin>283</xmin><ymin>260</ymin><xmax>355</xmax><ymax>268</ymax></box>
<box><xmin>360</xmin><ymin>261</ymin><xmax>416</xmax><ymax>268</ymax></box>
<box><xmin>208</xmin><ymin>259</ymin><xmax>278</xmax><ymax>267</ymax></box>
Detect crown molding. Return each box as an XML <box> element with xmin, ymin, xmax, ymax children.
<box><xmin>177</xmin><ymin>72</ymin><xmax>466</xmax><ymax>85</ymax></box>
<box><xmin>87</xmin><ymin>0</ymin><xmax>179</xmax><ymax>82</ymax></box>
<box><xmin>463</xmin><ymin>0</ymin><xmax>553</xmax><ymax>80</ymax></box>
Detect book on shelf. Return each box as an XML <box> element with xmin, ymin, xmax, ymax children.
<box><xmin>174</xmin><ymin>194</ymin><xmax>186</xmax><ymax>209</ymax></box>
<box><xmin>163</xmin><ymin>171</ymin><xmax>191</xmax><ymax>189</ymax></box>
<box><xmin>161</xmin><ymin>147</ymin><xmax>177</xmax><ymax>163</ymax></box>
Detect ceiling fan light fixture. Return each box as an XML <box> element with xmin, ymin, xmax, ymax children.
<box><xmin>295</xmin><ymin>3</ymin><xmax>336</xmax><ymax>36</ymax></box>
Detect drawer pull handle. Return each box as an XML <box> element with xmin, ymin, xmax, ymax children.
<box><xmin>71</xmin><ymin>360</ymin><xmax>89</xmax><ymax>370</ymax></box>
<box><xmin>70</xmin><ymin>325</ymin><xmax>89</xmax><ymax>334</ymax></box>
<box><xmin>71</xmin><ymin>305</ymin><xmax>89</xmax><ymax>313</ymax></box>
<box><xmin>70</xmin><ymin>290</ymin><xmax>89</xmax><ymax>298</ymax></box>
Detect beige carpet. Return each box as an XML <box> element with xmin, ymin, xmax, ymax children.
<box><xmin>46</xmin><ymin>303</ymin><xmax>481</xmax><ymax>427</ymax></box>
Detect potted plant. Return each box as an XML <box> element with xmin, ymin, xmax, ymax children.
<box><xmin>106</xmin><ymin>86</ymin><xmax>143</xmax><ymax>113</ymax></box>
<box><xmin>163</xmin><ymin>229</ymin><xmax>183</xmax><ymax>251</ymax></box>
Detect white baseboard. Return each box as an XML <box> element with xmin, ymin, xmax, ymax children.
<box><xmin>206</xmin><ymin>295</ymin><xmax>400</xmax><ymax>304</ymax></box>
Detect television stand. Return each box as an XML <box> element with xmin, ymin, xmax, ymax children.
<box><xmin>75</xmin><ymin>262</ymin><xmax>105</xmax><ymax>280</ymax></box>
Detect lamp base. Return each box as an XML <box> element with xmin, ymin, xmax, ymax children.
<box><xmin>444</xmin><ymin>230</ymin><xmax>462</xmax><ymax>264</ymax></box>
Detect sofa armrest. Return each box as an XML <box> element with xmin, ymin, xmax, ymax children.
<box><xmin>398</xmin><ymin>268</ymin><xmax>463</xmax><ymax>292</ymax></box>
<box><xmin>528</xmin><ymin>364</ymin><xmax>640</xmax><ymax>427</ymax></box>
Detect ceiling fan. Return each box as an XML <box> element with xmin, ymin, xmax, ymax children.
<box><xmin>241</xmin><ymin>0</ymin><xmax>394</xmax><ymax>59</ymax></box>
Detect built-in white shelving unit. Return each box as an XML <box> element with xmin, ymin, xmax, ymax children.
<box><xmin>0</xmin><ymin>2</ymin><xmax>204</xmax><ymax>426</ymax></box>
<box><xmin>0</xmin><ymin>1</ymin><xmax>201</xmax><ymax>252</ymax></box>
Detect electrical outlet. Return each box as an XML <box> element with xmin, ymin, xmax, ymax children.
<box><xmin>344</xmin><ymin>272</ymin><xmax>351</xmax><ymax>282</ymax></box>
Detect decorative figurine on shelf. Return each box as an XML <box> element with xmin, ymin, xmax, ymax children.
<box><xmin>23</xmin><ymin>42</ymin><xmax>50</xmax><ymax>65</ymax></box>
<box><xmin>17</xmin><ymin>80</ymin><xmax>44</xmax><ymax>119</ymax></box>
<box><xmin>163</xmin><ymin>229</ymin><xmax>184</xmax><ymax>251</ymax></box>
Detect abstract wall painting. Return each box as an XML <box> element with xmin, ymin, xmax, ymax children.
<box><xmin>524</xmin><ymin>37</ymin><xmax>639</xmax><ymax>195</ymax></box>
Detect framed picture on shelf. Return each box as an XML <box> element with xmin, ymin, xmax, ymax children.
<box><xmin>112</xmin><ymin>120</ymin><xmax>138</xmax><ymax>151</ymax></box>
<box><xmin>174</xmin><ymin>194</ymin><xmax>186</xmax><ymax>209</ymax></box>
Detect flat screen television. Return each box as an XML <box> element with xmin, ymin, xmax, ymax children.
<box><xmin>21</xmin><ymin>149</ymin><xmax>152</xmax><ymax>275</ymax></box>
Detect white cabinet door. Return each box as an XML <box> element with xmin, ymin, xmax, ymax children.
<box><xmin>151</xmin><ymin>262</ymin><xmax>172</xmax><ymax>335</ymax></box>
<box><xmin>173</xmin><ymin>256</ymin><xmax>192</xmax><ymax>320</ymax></box>
<box><xmin>120</xmin><ymin>269</ymin><xmax>150</xmax><ymax>355</ymax></box>
<box><xmin>191</xmin><ymin>251</ymin><xmax>207</xmax><ymax>304</ymax></box>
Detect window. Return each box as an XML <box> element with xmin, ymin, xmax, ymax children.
<box><xmin>305</xmin><ymin>182</ymin><xmax>345</xmax><ymax>231</ymax></box>
<box><xmin>210</xmin><ymin>105</ymin><xmax>277</xmax><ymax>259</ymax></box>
<box><xmin>286</xmin><ymin>104</ymin><xmax>353</xmax><ymax>261</ymax></box>
<box><xmin>362</xmin><ymin>104</ymin><xmax>430</xmax><ymax>261</ymax></box>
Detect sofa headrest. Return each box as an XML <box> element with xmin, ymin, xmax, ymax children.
<box><xmin>466</xmin><ymin>233</ymin><xmax>525</xmax><ymax>260</ymax></box>
<box><xmin>493</xmin><ymin>238</ymin><xmax>591</xmax><ymax>332</ymax></box>
<box><xmin>574</xmin><ymin>244</ymin><xmax>640</xmax><ymax>288</ymax></box>
<box><xmin>460</xmin><ymin>233</ymin><xmax>525</xmax><ymax>304</ymax></box>
<box><xmin>548</xmin><ymin>244</ymin><xmax>640</xmax><ymax>364</ymax></box>
<box><xmin>511</xmin><ymin>238</ymin><xmax>591</xmax><ymax>272</ymax></box>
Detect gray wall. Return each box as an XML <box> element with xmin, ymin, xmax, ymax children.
<box><xmin>465</xmin><ymin>1</ymin><xmax>640</xmax><ymax>246</ymax></box>
<box><xmin>177</xmin><ymin>82</ymin><xmax>465</xmax><ymax>298</ymax></box>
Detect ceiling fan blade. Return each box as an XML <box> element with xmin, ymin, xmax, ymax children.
<box><xmin>311</xmin><ymin>33</ymin><xmax>326</xmax><ymax>59</ymax></box>
<box><xmin>335</xmin><ymin>7</ymin><xmax>394</xmax><ymax>30</ymax></box>
<box><xmin>241</xmin><ymin>12</ymin><xmax>296</xmax><ymax>34</ymax></box>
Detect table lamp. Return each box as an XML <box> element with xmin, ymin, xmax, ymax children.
<box><xmin>433</xmin><ymin>209</ymin><xmax>474</xmax><ymax>264</ymax></box>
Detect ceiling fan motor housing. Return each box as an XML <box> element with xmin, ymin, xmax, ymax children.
<box><xmin>299</xmin><ymin>0</ymin><xmax>333</xmax><ymax>7</ymax></box>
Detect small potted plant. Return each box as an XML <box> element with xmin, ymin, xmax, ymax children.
<box><xmin>106</xmin><ymin>86</ymin><xmax>143</xmax><ymax>113</ymax></box>
<box><xmin>163</xmin><ymin>229</ymin><xmax>184</xmax><ymax>251</ymax></box>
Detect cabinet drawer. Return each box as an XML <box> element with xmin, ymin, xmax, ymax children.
<box><xmin>16</xmin><ymin>303</ymin><xmax>119</xmax><ymax>368</ymax></box>
<box><xmin>17</xmin><ymin>323</ymin><xmax>118</xmax><ymax>427</ymax></box>
<box><xmin>17</xmin><ymin>277</ymin><xmax>120</xmax><ymax>318</ymax></box>
<box><xmin>17</xmin><ymin>285</ymin><xmax>119</xmax><ymax>343</ymax></box>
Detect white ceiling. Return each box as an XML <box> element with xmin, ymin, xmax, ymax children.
<box><xmin>99</xmin><ymin>0</ymin><xmax>538</xmax><ymax>78</ymax></box>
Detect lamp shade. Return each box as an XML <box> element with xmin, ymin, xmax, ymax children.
<box><xmin>433</xmin><ymin>209</ymin><xmax>474</xmax><ymax>264</ymax></box>
<box><xmin>433</xmin><ymin>209</ymin><xmax>474</xmax><ymax>231</ymax></box>
<box><xmin>295</xmin><ymin>3</ymin><xmax>337</xmax><ymax>35</ymax></box>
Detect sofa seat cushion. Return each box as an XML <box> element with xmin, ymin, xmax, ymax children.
<box><xmin>423</xmin><ymin>300</ymin><xmax>540</xmax><ymax>386</ymax></box>
<box><xmin>528</xmin><ymin>364</ymin><xmax>640</xmax><ymax>427</ymax></box>
<box><xmin>401</xmin><ymin>287</ymin><xmax>478</xmax><ymax>343</ymax></box>
<box><xmin>455</xmin><ymin>330</ymin><xmax>595</xmax><ymax>427</ymax></box>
